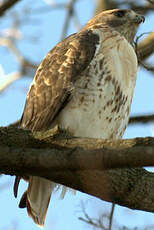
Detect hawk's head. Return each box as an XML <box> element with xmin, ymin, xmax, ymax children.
<box><xmin>84</xmin><ymin>9</ymin><xmax>145</xmax><ymax>43</ymax></box>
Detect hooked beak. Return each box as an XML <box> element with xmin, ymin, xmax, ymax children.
<box><xmin>134</xmin><ymin>14</ymin><xmax>145</xmax><ymax>24</ymax></box>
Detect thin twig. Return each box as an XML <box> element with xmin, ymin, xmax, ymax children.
<box><xmin>72</xmin><ymin>11</ymin><xmax>81</xmax><ymax>31</ymax></box>
<box><xmin>108</xmin><ymin>204</ymin><xmax>115</xmax><ymax>230</ymax></box>
<box><xmin>60</xmin><ymin>0</ymin><xmax>77</xmax><ymax>40</ymax></box>
<box><xmin>79</xmin><ymin>202</ymin><xmax>108</xmax><ymax>230</ymax></box>
<box><xmin>129</xmin><ymin>114</ymin><xmax>154</xmax><ymax>125</ymax></box>
<box><xmin>140</xmin><ymin>62</ymin><xmax>154</xmax><ymax>72</ymax></box>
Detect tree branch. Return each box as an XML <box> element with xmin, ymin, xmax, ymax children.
<box><xmin>0</xmin><ymin>0</ymin><xmax>21</xmax><ymax>16</ymax></box>
<box><xmin>1</xmin><ymin>127</ymin><xmax>154</xmax><ymax>213</ymax></box>
<box><xmin>137</xmin><ymin>32</ymin><xmax>154</xmax><ymax>61</ymax></box>
<box><xmin>134</xmin><ymin>32</ymin><xmax>154</xmax><ymax>73</ymax></box>
<box><xmin>1</xmin><ymin>126</ymin><xmax>154</xmax><ymax>170</ymax></box>
<box><xmin>95</xmin><ymin>0</ymin><xmax>154</xmax><ymax>15</ymax></box>
<box><xmin>0</xmin><ymin>37</ymin><xmax>38</xmax><ymax>92</ymax></box>
<box><xmin>79</xmin><ymin>202</ymin><xmax>109</xmax><ymax>230</ymax></box>
<box><xmin>0</xmin><ymin>72</ymin><xmax>21</xmax><ymax>92</ymax></box>
<box><xmin>129</xmin><ymin>114</ymin><xmax>154</xmax><ymax>124</ymax></box>
<box><xmin>60</xmin><ymin>0</ymin><xmax>77</xmax><ymax>40</ymax></box>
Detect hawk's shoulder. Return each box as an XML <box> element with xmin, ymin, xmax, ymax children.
<box><xmin>21</xmin><ymin>29</ymin><xmax>100</xmax><ymax>131</ymax></box>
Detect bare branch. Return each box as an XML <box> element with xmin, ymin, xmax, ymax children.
<box><xmin>0</xmin><ymin>127</ymin><xmax>154</xmax><ymax>172</ymax></box>
<box><xmin>0</xmin><ymin>0</ymin><xmax>22</xmax><ymax>17</ymax></box>
<box><xmin>134</xmin><ymin>32</ymin><xmax>154</xmax><ymax>73</ymax></box>
<box><xmin>60</xmin><ymin>0</ymin><xmax>77</xmax><ymax>40</ymax></box>
<box><xmin>95</xmin><ymin>0</ymin><xmax>118</xmax><ymax>14</ymax></box>
<box><xmin>130</xmin><ymin>4</ymin><xmax>154</xmax><ymax>15</ymax></box>
<box><xmin>140</xmin><ymin>62</ymin><xmax>154</xmax><ymax>72</ymax></box>
<box><xmin>72</xmin><ymin>10</ymin><xmax>81</xmax><ymax>31</ymax></box>
<box><xmin>79</xmin><ymin>202</ymin><xmax>154</xmax><ymax>230</ymax></box>
<box><xmin>0</xmin><ymin>71</ymin><xmax>21</xmax><ymax>92</ymax></box>
<box><xmin>0</xmin><ymin>37</ymin><xmax>38</xmax><ymax>92</ymax></box>
<box><xmin>0</xmin><ymin>37</ymin><xmax>38</xmax><ymax>72</ymax></box>
<box><xmin>79</xmin><ymin>202</ymin><xmax>108</xmax><ymax>230</ymax></box>
<box><xmin>129</xmin><ymin>114</ymin><xmax>154</xmax><ymax>125</ymax></box>
<box><xmin>1</xmin><ymin>127</ymin><xmax>154</xmax><ymax>171</ymax></box>
<box><xmin>95</xmin><ymin>0</ymin><xmax>154</xmax><ymax>15</ymax></box>
<box><xmin>108</xmin><ymin>204</ymin><xmax>115</xmax><ymax>230</ymax></box>
<box><xmin>0</xmin><ymin>37</ymin><xmax>23</xmax><ymax>63</ymax></box>
<box><xmin>137</xmin><ymin>32</ymin><xmax>154</xmax><ymax>61</ymax></box>
<box><xmin>1</xmin><ymin>127</ymin><xmax>154</xmax><ymax>213</ymax></box>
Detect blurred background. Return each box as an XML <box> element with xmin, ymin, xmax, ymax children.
<box><xmin>0</xmin><ymin>0</ymin><xmax>154</xmax><ymax>229</ymax></box>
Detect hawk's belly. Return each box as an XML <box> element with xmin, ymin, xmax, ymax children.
<box><xmin>58</xmin><ymin>42</ymin><xmax>137</xmax><ymax>139</ymax></box>
<box><xmin>58</xmin><ymin>71</ymin><xmax>134</xmax><ymax>139</ymax></box>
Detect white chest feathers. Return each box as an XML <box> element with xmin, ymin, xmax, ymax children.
<box><xmin>58</xmin><ymin>31</ymin><xmax>138</xmax><ymax>139</ymax></box>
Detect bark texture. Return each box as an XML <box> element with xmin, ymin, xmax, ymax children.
<box><xmin>0</xmin><ymin>126</ymin><xmax>154</xmax><ymax>213</ymax></box>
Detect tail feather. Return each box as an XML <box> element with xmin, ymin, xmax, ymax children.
<box><xmin>16</xmin><ymin>176</ymin><xmax>75</xmax><ymax>226</ymax></box>
<box><xmin>26</xmin><ymin>176</ymin><xmax>55</xmax><ymax>227</ymax></box>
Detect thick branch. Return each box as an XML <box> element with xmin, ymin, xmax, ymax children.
<box><xmin>134</xmin><ymin>32</ymin><xmax>154</xmax><ymax>73</ymax></box>
<box><xmin>1</xmin><ymin>127</ymin><xmax>154</xmax><ymax>213</ymax></box>
<box><xmin>1</xmin><ymin>133</ymin><xmax>154</xmax><ymax>171</ymax></box>
<box><xmin>138</xmin><ymin>32</ymin><xmax>154</xmax><ymax>61</ymax></box>
<box><xmin>1</xmin><ymin>126</ymin><xmax>154</xmax><ymax>169</ymax></box>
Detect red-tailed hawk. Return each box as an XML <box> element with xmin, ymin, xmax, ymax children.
<box><xmin>14</xmin><ymin>9</ymin><xmax>144</xmax><ymax>227</ymax></box>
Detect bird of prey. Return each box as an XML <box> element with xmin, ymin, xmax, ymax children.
<box><xmin>14</xmin><ymin>9</ymin><xmax>144</xmax><ymax>227</ymax></box>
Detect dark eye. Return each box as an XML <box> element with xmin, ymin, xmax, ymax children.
<box><xmin>114</xmin><ymin>10</ymin><xmax>125</xmax><ymax>17</ymax></box>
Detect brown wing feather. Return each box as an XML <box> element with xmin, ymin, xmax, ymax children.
<box><xmin>21</xmin><ymin>30</ymin><xmax>99</xmax><ymax>131</ymax></box>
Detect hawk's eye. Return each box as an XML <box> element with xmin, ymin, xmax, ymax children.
<box><xmin>114</xmin><ymin>10</ymin><xmax>125</xmax><ymax>17</ymax></box>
